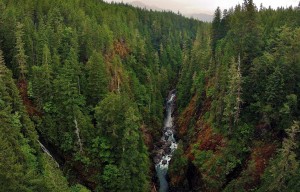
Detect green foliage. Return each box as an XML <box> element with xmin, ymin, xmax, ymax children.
<box><xmin>0</xmin><ymin>51</ymin><xmax>71</xmax><ymax>191</ymax></box>
<box><xmin>169</xmin><ymin>142</ymin><xmax>188</xmax><ymax>179</ymax></box>
<box><xmin>42</xmin><ymin>155</ymin><xmax>71</xmax><ymax>192</ymax></box>
<box><xmin>258</xmin><ymin>121</ymin><xmax>300</xmax><ymax>192</ymax></box>
<box><xmin>1</xmin><ymin>0</ymin><xmax>299</xmax><ymax>191</ymax></box>
<box><xmin>94</xmin><ymin>93</ymin><xmax>150</xmax><ymax>191</ymax></box>
<box><xmin>1</xmin><ymin>0</ymin><xmax>204</xmax><ymax>190</ymax></box>
<box><xmin>85</xmin><ymin>51</ymin><xmax>108</xmax><ymax>106</ymax></box>
<box><xmin>70</xmin><ymin>184</ymin><xmax>90</xmax><ymax>192</ymax></box>
<box><xmin>223</xmin><ymin>57</ymin><xmax>242</xmax><ymax>133</ymax></box>
<box><xmin>101</xmin><ymin>164</ymin><xmax>122</xmax><ymax>191</ymax></box>
<box><xmin>175</xmin><ymin>2</ymin><xmax>300</xmax><ymax>191</ymax></box>
<box><xmin>15</xmin><ymin>22</ymin><xmax>28</xmax><ymax>79</ymax></box>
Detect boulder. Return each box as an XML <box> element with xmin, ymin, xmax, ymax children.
<box><xmin>162</xmin><ymin>160</ymin><xmax>168</xmax><ymax>165</ymax></box>
<box><xmin>163</xmin><ymin>147</ymin><xmax>171</xmax><ymax>154</ymax></box>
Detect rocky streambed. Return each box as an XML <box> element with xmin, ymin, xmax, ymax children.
<box><xmin>153</xmin><ymin>90</ymin><xmax>177</xmax><ymax>192</ymax></box>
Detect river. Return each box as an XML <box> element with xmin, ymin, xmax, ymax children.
<box><xmin>154</xmin><ymin>90</ymin><xmax>178</xmax><ymax>192</ymax></box>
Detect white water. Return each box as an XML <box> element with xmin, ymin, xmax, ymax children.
<box><xmin>74</xmin><ymin>117</ymin><xmax>83</xmax><ymax>153</ymax></box>
<box><xmin>155</xmin><ymin>92</ymin><xmax>177</xmax><ymax>192</ymax></box>
<box><xmin>38</xmin><ymin>140</ymin><xmax>59</xmax><ymax>167</ymax></box>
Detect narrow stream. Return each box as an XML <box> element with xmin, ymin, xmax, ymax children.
<box><xmin>154</xmin><ymin>90</ymin><xmax>178</xmax><ymax>192</ymax></box>
<box><xmin>38</xmin><ymin>140</ymin><xmax>60</xmax><ymax>167</ymax></box>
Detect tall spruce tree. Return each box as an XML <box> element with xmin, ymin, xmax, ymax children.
<box><xmin>15</xmin><ymin>22</ymin><xmax>28</xmax><ymax>80</ymax></box>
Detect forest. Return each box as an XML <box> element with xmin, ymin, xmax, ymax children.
<box><xmin>0</xmin><ymin>0</ymin><xmax>299</xmax><ymax>191</ymax></box>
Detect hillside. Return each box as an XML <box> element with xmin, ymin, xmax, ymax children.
<box><xmin>129</xmin><ymin>0</ymin><xmax>213</xmax><ymax>22</ymax></box>
<box><xmin>0</xmin><ymin>0</ymin><xmax>204</xmax><ymax>191</ymax></box>
<box><xmin>170</xmin><ymin>2</ymin><xmax>300</xmax><ymax>191</ymax></box>
<box><xmin>0</xmin><ymin>0</ymin><xmax>299</xmax><ymax>192</ymax></box>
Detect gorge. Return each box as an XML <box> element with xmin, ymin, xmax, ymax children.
<box><xmin>0</xmin><ymin>0</ymin><xmax>299</xmax><ymax>191</ymax></box>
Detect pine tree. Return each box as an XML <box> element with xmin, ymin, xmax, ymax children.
<box><xmin>42</xmin><ymin>155</ymin><xmax>71</xmax><ymax>192</ymax></box>
<box><xmin>211</xmin><ymin>7</ymin><xmax>221</xmax><ymax>56</ymax></box>
<box><xmin>0</xmin><ymin>50</ymin><xmax>5</xmax><ymax>78</ymax></box>
<box><xmin>15</xmin><ymin>22</ymin><xmax>28</xmax><ymax>80</ymax></box>
<box><xmin>94</xmin><ymin>93</ymin><xmax>149</xmax><ymax>191</ymax></box>
<box><xmin>119</xmin><ymin>106</ymin><xmax>150</xmax><ymax>191</ymax></box>
<box><xmin>32</xmin><ymin>44</ymin><xmax>53</xmax><ymax>107</ymax></box>
<box><xmin>259</xmin><ymin>121</ymin><xmax>300</xmax><ymax>192</ymax></box>
<box><xmin>0</xmin><ymin>50</ymin><xmax>46</xmax><ymax>191</ymax></box>
<box><xmin>85</xmin><ymin>51</ymin><xmax>108</xmax><ymax>106</ymax></box>
<box><xmin>52</xmin><ymin>48</ymin><xmax>86</xmax><ymax>151</ymax></box>
<box><xmin>223</xmin><ymin>56</ymin><xmax>242</xmax><ymax>133</ymax></box>
<box><xmin>241</xmin><ymin>0</ymin><xmax>261</xmax><ymax>74</ymax></box>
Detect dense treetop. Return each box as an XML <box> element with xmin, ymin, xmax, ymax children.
<box><xmin>0</xmin><ymin>0</ymin><xmax>205</xmax><ymax>191</ymax></box>
<box><xmin>0</xmin><ymin>0</ymin><xmax>299</xmax><ymax>191</ymax></box>
<box><xmin>172</xmin><ymin>1</ymin><xmax>300</xmax><ymax>191</ymax></box>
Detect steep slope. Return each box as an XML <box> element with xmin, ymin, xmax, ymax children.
<box><xmin>0</xmin><ymin>0</ymin><xmax>206</xmax><ymax>190</ymax></box>
<box><xmin>169</xmin><ymin>2</ymin><xmax>300</xmax><ymax>191</ymax></box>
<box><xmin>0</xmin><ymin>50</ymin><xmax>85</xmax><ymax>191</ymax></box>
<box><xmin>1</xmin><ymin>0</ymin><xmax>299</xmax><ymax>191</ymax></box>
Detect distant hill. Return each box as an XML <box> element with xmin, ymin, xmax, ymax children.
<box><xmin>129</xmin><ymin>1</ymin><xmax>213</xmax><ymax>22</ymax></box>
<box><xmin>187</xmin><ymin>13</ymin><xmax>213</xmax><ymax>22</ymax></box>
<box><xmin>130</xmin><ymin>1</ymin><xmax>163</xmax><ymax>11</ymax></box>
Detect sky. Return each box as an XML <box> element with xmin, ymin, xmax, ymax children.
<box><xmin>103</xmin><ymin>0</ymin><xmax>299</xmax><ymax>14</ymax></box>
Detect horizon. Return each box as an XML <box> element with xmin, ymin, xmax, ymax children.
<box><xmin>104</xmin><ymin>0</ymin><xmax>299</xmax><ymax>15</ymax></box>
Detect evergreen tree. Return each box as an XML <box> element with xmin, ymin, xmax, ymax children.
<box><xmin>31</xmin><ymin>44</ymin><xmax>53</xmax><ymax>108</ymax></box>
<box><xmin>15</xmin><ymin>22</ymin><xmax>28</xmax><ymax>80</ymax></box>
<box><xmin>223</xmin><ymin>56</ymin><xmax>242</xmax><ymax>133</ymax></box>
<box><xmin>259</xmin><ymin>121</ymin><xmax>300</xmax><ymax>192</ymax></box>
<box><xmin>94</xmin><ymin>93</ymin><xmax>149</xmax><ymax>191</ymax></box>
<box><xmin>85</xmin><ymin>51</ymin><xmax>108</xmax><ymax>106</ymax></box>
<box><xmin>211</xmin><ymin>7</ymin><xmax>221</xmax><ymax>56</ymax></box>
<box><xmin>241</xmin><ymin>0</ymin><xmax>261</xmax><ymax>74</ymax></box>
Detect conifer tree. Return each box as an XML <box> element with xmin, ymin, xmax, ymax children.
<box><xmin>223</xmin><ymin>56</ymin><xmax>242</xmax><ymax>133</ymax></box>
<box><xmin>259</xmin><ymin>121</ymin><xmax>300</xmax><ymax>192</ymax></box>
<box><xmin>211</xmin><ymin>7</ymin><xmax>221</xmax><ymax>56</ymax></box>
<box><xmin>94</xmin><ymin>93</ymin><xmax>149</xmax><ymax>191</ymax></box>
<box><xmin>0</xmin><ymin>49</ymin><xmax>47</xmax><ymax>191</ymax></box>
<box><xmin>15</xmin><ymin>22</ymin><xmax>28</xmax><ymax>80</ymax></box>
<box><xmin>0</xmin><ymin>50</ymin><xmax>5</xmax><ymax>77</ymax></box>
<box><xmin>85</xmin><ymin>51</ymin><xmax>108</xmax><ymax>106</ymax></box>
<box><xmin>32</xmin><ymin>44</ymin><xmax>53</xmax><ymax>107</ymax></box>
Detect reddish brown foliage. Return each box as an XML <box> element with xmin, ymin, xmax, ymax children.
<box><xmin>64</xmin><ymin>155</ymin><xmax>97</xmax><ymax>190</ymax></box>
<box><xmin>170</xmin><ymin>175</ymin><xmax>184</xmax><ymax>187</ymax></box>
<box><xmin>186</xmin><ymin>145</ymin><xmax>195</xmax><ymax>161</ymax></box>
<box><xmin>114</xmin><ymin>39</ymin><xmax>130</xmax><ymax>58</ymax></box>
<box><xmin>197</xmin><ymin>124</ymin><xmax>225</xmax><ymax>152</ymax></box>
<box><xmin>107</xmin><ymin>63</ymin><xmax>126</xmax><ymax>93</ymax></box>
<box><xmin>151</xmin><ymin>182</ymin><xmax>158</xmax><ymax>192</ymax></box>
<box><xmin>140</xmin><ymin>124</ymin><xmax>153</xmax><ymax>150</ymax></box>
<box><xmin>250</xmin><ymin>144</ymin><xmax>276</xmax><ymax>182</ymax></box>
<box><xmin>18</xmin><ymin>79</ymin><xmax>41</xmax><ymax>117</ymax></box>
<box><xmin>104</xmin><ymin>39</ymin><xmax>129</xmax><ymax>62</ymax></box>
<box><xmin>178</xmin><ymin>94</ymin><xmax>198</xmax><ymax>137</ymax></box>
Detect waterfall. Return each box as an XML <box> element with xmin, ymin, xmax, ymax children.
<box><xmin>38</xmin><ymin>140</ymin><xmax>59</xmax><ymax>167</ymax></box>
<box><xmin>154</xmin><ymin>90</ymin><xmax>178</xmax><ymax>192</ymax></box>
<box><xmin>74</xmin><ymin>117</ymin><xmax>83</xmax><ymax>153</ymax></box>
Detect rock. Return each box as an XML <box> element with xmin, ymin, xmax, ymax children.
<box><xmin>158</xmin><ymin>149</ymin><xmax>164</xmax><ymax>155</ymax></box>
<box><xmin>165</xmin><ymin>141</ymin><xmax>172</xmax><ymax>147</ymax></box>
<box><xmin>164</xmin><ymin>136</ymin><xmax>169</xmax><ymax>141</ymax></box>
<box><xmin>162</xmin><ymin>160</ymin><xmax>168</xmax><ymax>165</ymax></box>
<box><xmin>156</xmin><ymin>140</ymin><xmax>166</xmax><ymax>148</ymax></box>
<box><xmin>165</xmin><ymin>130</ymin><xmax>173</xmax><ymax>137</ymax></box>
<box><xmin>153</xmin><ymin>148</ymin><xmax>164</xmax><ymax>156</ymax></box>
<box><xmin>164</xmin><ymin>147</ymin><xmax>171</xmax><ymax>154</ymax></box>
<box><xmin>154</xmin><ymin>156</ymin><xmax>161</xmax><ymax>164</ymax></box>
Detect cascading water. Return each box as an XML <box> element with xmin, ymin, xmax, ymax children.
<box><xmin>154</xmin><ymin>91</ymin><xmax>177</xmax><ymax>192</ymax></box>
<box><xmin>38</xmin><ymin>140</ymin><xmax>60</xmax><ymax>167</ymax></box>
